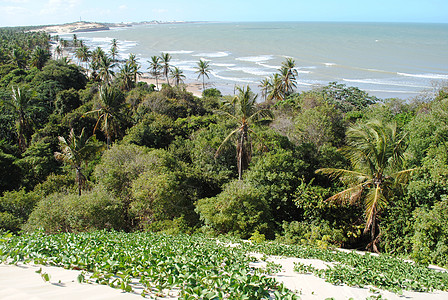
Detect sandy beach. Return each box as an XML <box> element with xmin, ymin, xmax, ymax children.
<box><xmin>138</xmin><ymin>74</ymin><xmax>204</xmax><ymax>97</ymax></box>
<box><xmin>2</xmin><ymin>256</ymin><xmax>448</xmax><ymax>300</ymax></box>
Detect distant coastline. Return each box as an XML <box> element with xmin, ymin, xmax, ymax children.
<box><xmin>27</xmin><ymin>20</ymin><xmax>192</xmax><ymax>34</ymax></box>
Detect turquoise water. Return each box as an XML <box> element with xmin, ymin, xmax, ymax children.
<box><xmin>73</xmin><ymin>22</ymin><xmax>448</xmax><ymax>99</ymax></box>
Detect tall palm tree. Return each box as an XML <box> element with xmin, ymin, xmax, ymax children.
<box><xmin>127</xmin><ymin>53</ymin><xmax>142</xmax><ymax>83</ymax></box>
<box><xmin>55</xmin><ymin>45</ymin><xmax>62</xmax><ymax>59</ymax></box>
<box><xmin>54</xmin><ymin>128</ymin><xmax>103</xmax><ymax>196</ymax></box>
<box><xmin>259</xmin><ymin>78</ymin><xmax>271</xmax><ymax>102</ymax></box>
<box><xmin>86</xmin><ymin>85</ymin><xmax>126</xmax><ymax>148</ymax></box>
<box><xmin>215</xmin><ymin>86</ymin><xmax>273</xmax><ymax>180</ymax></box>
<box><xmin>118</xmin><ymin>61</ymin><xmax>135</xmax><ymax>91</ymax></box>
<box><xmin>30</xmin><ymin>46</ymin><xmax>51</xmax><ymax>70</ymax></box>
<box><xmin>159</xmin><ymin>52</ymin><xmax>172</xmax><ymax>86</ymax></box>
<box><xmin>98</xmin><ymin>55</ymin><xmax>116</xmax><ymax>85</ymax></box>
<box><xmin>195</xmin><ymin>59</ymin><xmax>212</xmax><ymax>91</ymax></box>
<box><xmin>75</xmin><ymin>45</ymin><xmax>91</xmax><ymax>71</ymax></box>
<box><xmin>148</xmin><ymin>55</ymin><xmax>162</xmax><ymax>90</ymax></box>
<box><xmin>170</xmin><ymin>67</ymin><xmax>186</xmax><ymax>86</ymax></box>
<box><xmin>2</xmin><ymin>87</ymin><xmax>34</xmax><ymax>152</ymax></box>
<box><xmin>72</xmin><ymin>34</ymin><xmax>79</xmax><ymax>48</ymax></box>
<box><xmin>316</xmin><ymin>120</ymin><xmax>416</xmax><ymax>253</ymax></box>
<box><xmin>110</xmin><ymin>39</ymin><xmax>119</xmax><ymax>62</ymax></box>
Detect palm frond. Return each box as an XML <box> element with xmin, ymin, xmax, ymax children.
<box><xmin>215</xmin><ymin>127</ymin><xmax>240</xmax><ymax>158</ymax></box>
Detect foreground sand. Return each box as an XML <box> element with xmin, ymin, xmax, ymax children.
<box><xmin>2</xmin><ymin>257</ymin><xmax>448</xmax><ymax>300</ymax></box>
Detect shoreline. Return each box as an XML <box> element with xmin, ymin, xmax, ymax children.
<box><xmin>138</xmin><ymin>73</ymin><xmax>204</xmax><ymax>97</ymax></box>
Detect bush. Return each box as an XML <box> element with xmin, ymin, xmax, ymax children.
<box><xmin>196</xmin><ymin>180</ymin><xmax>271</xmax><ymax>238</ymax></box>
<box><xmin>277</xmin><ymin>220</ymin><xmax>347</xmax><ymax>248</ymax></box>
<box><xmin>411</xmin><ymin>197</ymin><xmax>448</xmax><ymax>267</ymax></box>
<box><xmin>0</xmin><ymin>189</ymin><xmax>40</xmax><ymax>232</ymax></box>
<box><xmin>24</xmin><ymin>189</ymin><xmax>124</xmax><ymax>233</ymax></box>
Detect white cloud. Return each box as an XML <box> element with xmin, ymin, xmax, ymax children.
<box><xmin>40</xmin><ymin>0</ymin><xmax>82</xmax><ymax>15</ymax></box>
<box><xmin>119</xmin><ymin>4</ymin><xmax>127</xmax><ymax>10</ymax></box>
<box><xmin>1</xmin><ymin>5</ymin><xmax>30</xmax><ymax>15</ymax></box>
<box><xmin>0</xmin><ymin>0</ymin><xmax>30</xmax><ymax>3</ymax></box>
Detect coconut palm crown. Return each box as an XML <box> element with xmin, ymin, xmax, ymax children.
<box><xmin>316</xmin><ymin>120</ymin><xmax>416</xmax><ymax>252</ymax></box>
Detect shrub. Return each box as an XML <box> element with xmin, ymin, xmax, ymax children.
<box><xmin>24</xmin><ymin>189</ymin><xmax>124</xmax><ymax>233</ymax></box>
<box><xmin>0</xmin><ymin>189</ymin><xmax>40</xmax><ymax>232</ymax></box>
<box><xmin>196</xmin><ymin>180</ymin><xmax>271</xmax><ymax>238</ymax></box>
<box><xmin>411</xmin><ymin>197</ymin><xmax>448</xmax><ymax>267</ymax></box>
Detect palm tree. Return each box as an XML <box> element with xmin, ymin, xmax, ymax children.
<box><xmin>2</xmin><ymin>87</ymin><xmax>34</xmax><ymax>152</ymax></box>
<box><xmin>30</xmin><ymin>46</ymin><xmax>51</xmax><ymax>70</ymax></box>
<box><xmin>215</xmin><ymin>86</ymin><xmax>273</xmax><ymax>180</ymax></box>
<box><xmin>98</xmin><ymin>55</ymin><xmax>116</xmax><ymax>85</ymax></box>
<box><xmin>170</xmin><ymin>67</ymin><xmax>186</xmax><ymax>86</ymax></box>
<box><xmin>316</xmin><ymin>120</ymin><xmax>416</xmax><ymax>253</ymax></box>
<box><xmin>259</xmin><ymin>78</ymin><xmax>271</xmax><ymax>102</ymax></box>
<box><xmin>118</xmin><ymin>61</ymin><xmax>135</xmax><ymax>91</ymax></box>
<box><xmin>148</xmin><ymin>56</ymin><xmax>162</xmax><ymax>90</ymax></box>
<box><xmin>55</xmin><ymin>45</ymin><xmax>62</xmax><ymax>59</ymax></box>
<box><xmin>267</xmin><ymin>73</ymin><xmax>284</xmax><ymax>102</ymax></box>
<box><xmin>55</xmin><ymin>128</ymin><xmax>103</xmax><ymax>196</ymax></box>
<box><xmin>87</xmin><ymin>85</ymin><xmax>126</xmax><ymax>148</ymax></box>
<box><xmin>279</xmin><ymin>57</ymin><xmax>298</xmax><ymax>97</ymax></box>
<box><xmin>195</xmin><ymin>59</ymin><xmax>212</xmax><ymax>91</ymax></box>
<box><xmin>75</xmin><ymin>45</ymin><xmax>91</xmax><ymax>71</ymax></box>
<box><xmin>159</xmin><ymin>52</ymin><xmax>172</xmax><ymax>86</ymax></box>
<box><xmin>72</xmin><ymin>34</ymin><xmax>79</xmax><ymax>48</ymax></box>
<box><xmin>127</xmin><ymin>53</ymin><xmax>142</xmax><ymax>83</ymax></box>
<box><xmin>9</xmin><ymin>48</ymin><xmax>27</xmax><ymax>69</ymax></box>
<box><xmin>110</xmin><ymin>39</ymin><xmax>119</xmax><ymax>62</ymax></box>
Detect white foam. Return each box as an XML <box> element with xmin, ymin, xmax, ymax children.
<box><xmin>161</xmin><ymin>50</ymin><xmax>194</xmax><ymax>54</ymax></box>
<box><xmin>324</xmin><ymin>62</ymin><xmax>336</xmax><ymax>67</ymax></box>
<box><xmin>212</xmin><ymin>63</ymin><xmax>236</xmax><ymax>67</ymax></box>
<box><xmin>228</xmin><ymin>66</ymin><xmax>272</xmax><ymax>76</ymax></box>
<box><xmin>236</xmin><ymin>55</ymin><xmax>274</xmax><ymax>62</ymax></box>
<box><xmin>257</xmin><ymin>62</ymin><xmax>281</xmax><ymax>69</ymax></box>
<box><xmin>193</xmin><ymin>51</ymin><xmax>230</xmax><ymax>58</ymax></box>
<box><xmin>397</xmin><ymin>72</ymin><xmax>448</xmax><ymax>80</ymax></box>
<box><xmin>343</xmin><ymin>78</ymin><xmax>428</xmax><ymax>88</ymax></box>
<box><xmin>210</xmin><ymin>71</ymin><xmax>255</xmax><ymax>83</ymax></box>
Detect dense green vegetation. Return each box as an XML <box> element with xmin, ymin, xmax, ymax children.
<box><xmin>1</xmin><ymin>27</ymin><xmax>448</xmax><ymax>274</ymax></box>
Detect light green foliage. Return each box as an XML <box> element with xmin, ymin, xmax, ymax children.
<box><xmin>412</xmin><ymin>197</ymin><xmax>448</xmax><ymax>267</ymax></box>
<box><xmin>321</xmin><ymin>82</ymin><xmax>378</xmax><ymax>112</ymax></box>
<box><xmin>131</xmin><ymin>170</ymin><xmax>199</xmax><ymax>230</ymax></box>
<box><xmin>24</xmin><ymin>189</ymin><xmax>124</xmax><ymax>233</ymax></box>
<box><xmin>294</xmin><ymin>101</ymin><xmax>345</xmax><ymax>148</ymax></box>
<box><xmin>94</xmin><ymin>144</ymin><xmax>167</xmax><ymax>198</ymax></box>
<box><xmin>278</xmin><ymin>221</ymin><xmax>347</xmax><ymax>248</ymax></box>
<box><xmin>196</xmin><ymin>180</ymin><xmax>271</xmax><ymax>238</ymax></box>
<box><xmin>0</xmin><ymin>189</ymin><xmax>39</xmax><ymax>232</ymax></box>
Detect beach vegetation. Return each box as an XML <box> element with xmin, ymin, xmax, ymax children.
<box><xmin>195</xmin><ymin>59</ymin><xmax>212</xmax><ymax>91</ymax></box>
<box><xmin>1</xmin><ymin>28</ymin><xmax>448</xmax><ymax>271</ymax></box>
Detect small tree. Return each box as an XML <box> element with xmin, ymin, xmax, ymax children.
<box><xmin>54</xmin><ymin>128</ymin><xmax>103</xmax><ymax>196</ymax></box>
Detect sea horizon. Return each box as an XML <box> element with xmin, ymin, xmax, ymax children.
<box><xmin>63</xmin><ymin>21</ymin><xmax>448</xmax><ymax>99</ymax></box>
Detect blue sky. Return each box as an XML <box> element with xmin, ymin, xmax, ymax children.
<box><xmin>1</xmin><ymin>0</ymin><xmax>447</xmax><ymax>27</ymax></box>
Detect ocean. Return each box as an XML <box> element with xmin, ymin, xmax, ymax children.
<box><xmin>70</xmin><ymin>22</ymin><xmax>448</xmax><ymax>99</ymax></box>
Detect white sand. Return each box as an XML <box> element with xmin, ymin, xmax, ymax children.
<box><xmin>2</xmin><ymin>257</ymin><xmax>448</xmax><ymax>299</ymax></box>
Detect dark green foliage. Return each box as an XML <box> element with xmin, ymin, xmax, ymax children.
<box><xmin>0</xmin><ymin>189</ymin><xmax>39</xmax><ymax>232</ymax></box>
<box><xmin>245</xmin><ymin>149</ymin><xmax>309</xmax><ymax>227</ymax></box>
<box><xmin>196</xmin><ymin>180</ymin><xmax>271</xmax><ymax>238</ymax></box>
<box><xmin>15</xmin><ymin>140</ymin><xmax>59</xmax><ymax>189</ymax></box>
<box><xmin>31</xmin><ymin>60</ymin><xmax>87</xmax><ymax>91</ymax></box>
<box><xmin>0</xmin><ymin>142</ymin><xmax>21</xmax><ymax>194</ymax></box>
<box><xmin>24</xmin><ymin>189</ymin><xmax>124</xmax><ymax>233</ymax></box>
<box><xmin>321</xmin><ymin>82</ymin><xmax>378</xmax><ymax>112</ymax></box>
<box><xmin>54</xmin><ymin>88</ymin><xmax>82</xmax><ymax>115</ymax></box>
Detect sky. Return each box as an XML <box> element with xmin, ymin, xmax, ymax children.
<box><xmin>1</xmin><ymin>0</ymin><xmax>447</xmax><ymax>27</ymax></box>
